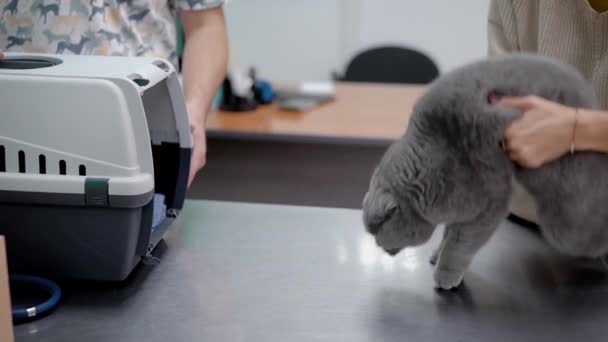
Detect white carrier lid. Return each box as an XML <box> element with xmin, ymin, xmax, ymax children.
<box><xmin>0</xmin><ymin>53</ymin><xmax>192</xmax><ymax>208</ymax></box>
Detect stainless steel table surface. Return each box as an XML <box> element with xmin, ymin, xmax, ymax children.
<box><xmin>13</xmin><ymin>200</ymin><xmax>608</xmax><ymax>341</ymax></box>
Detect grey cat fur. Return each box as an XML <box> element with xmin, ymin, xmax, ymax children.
<box><xmin>362</xmin><ymin>53</ymin><xmax>607</xmax><ymax>290</ymax></box>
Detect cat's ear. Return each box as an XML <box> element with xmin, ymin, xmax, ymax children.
<box><xmin>485</xmin><ymin>90</ymin><xmax>524</xmax><ymax>141</ymax></box>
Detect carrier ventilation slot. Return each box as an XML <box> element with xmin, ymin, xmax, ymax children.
<box><xmin>0</xmin><ymin>145</ymin><xmax>4</xmax><ymax>172</ymax></box>
<box><xmin>18</xmin><ymin>151</ymin><xmax>25</xmax><ymax>173</ymax></box>
<box><xmin>59</xmin><ymin>160</ymin><xmax>66</xmax><ymax>175</ymax></box>
<box><xmin>0</xmin><ymin>150</ymin><xmax>87</xmax><ymax>176</ymax></box>
<box><xmin>39</xmin><ymin>154</ymin><xmax>46</xmax><ymax>174</ymax></box>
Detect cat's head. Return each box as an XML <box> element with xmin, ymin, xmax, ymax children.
<box><xmin>362</xmin><ymin>168</ymin><xmax>435</xmax><ymax>256</ymax></box>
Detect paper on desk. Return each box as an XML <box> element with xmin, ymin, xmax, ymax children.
<box><xmin>299</xmin><ymin>81</ymin><xmax>335</xmax><ymax>96</ymax></box>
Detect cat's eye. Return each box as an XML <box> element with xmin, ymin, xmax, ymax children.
<box><xmin>377</xmin><ymin>206</ymin><xmax>397</xmax><ymax>225</ymax></box>
<box><xmin>385</xmin><ymin>206</ymin><xmax>397</xmax><ymax>217</ymax></box>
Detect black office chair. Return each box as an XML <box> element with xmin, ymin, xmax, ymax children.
<box><xmin>335</xmin><ymin>46</ymin><xmax>440</xmax><ymax>84</ymax></box>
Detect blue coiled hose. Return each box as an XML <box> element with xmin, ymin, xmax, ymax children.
<box><xmin>9</xmin><ymin>274</ymin><xmax>61</xmax><ymax>320</ymax></box>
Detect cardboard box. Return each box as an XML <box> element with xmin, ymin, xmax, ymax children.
<box><xmin>0</xmin><ymin>236</ymin><xmax>13</xmax><ymax>342</ymax></box>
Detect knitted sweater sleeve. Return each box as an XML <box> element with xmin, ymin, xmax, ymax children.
<box><xmin>487</xmin><ymin>0</ymin><xmax>520</xmax><ymax>56</ymax></box>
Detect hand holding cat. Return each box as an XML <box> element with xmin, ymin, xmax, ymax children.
<box><xmin>497</xmin><ymin>95</ymin><xmax>577</xmax><ymax>168</ymax></box>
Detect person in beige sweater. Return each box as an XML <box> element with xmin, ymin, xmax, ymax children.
<box><xmin>488</xmin><ymin>0</ymin><xmax>608</xmax><ymax>225</ymax></box>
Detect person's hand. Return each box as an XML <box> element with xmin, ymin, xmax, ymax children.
<box><xmin>186</xmin><ymin>105</ymin><xmax>207</xmax><ymax>188</ymax></box>
<box><xmin>497</xmin><ymin>95</ymin><xmax>577</xmax><ymax>168</ymax></box>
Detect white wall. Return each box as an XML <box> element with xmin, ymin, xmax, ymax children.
<box><xmin>223</xmin><ymin>0</ymin><xmax>341</xmax><ymax>81</ymax></box>
<box><xmin>356</xmin><ymin>0</ymin><xmax>490</xmax><ymax>74</ymax></box>
<box><xmin>223</xmin><ymin>0</ymin><xmax>490</xmax><ymax>81</ymax></box>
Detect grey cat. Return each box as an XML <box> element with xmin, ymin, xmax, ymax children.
<box><xmin>362</xmin><ymin>53</ymin><xmax>606</xmax><ymax>290</ymax></box>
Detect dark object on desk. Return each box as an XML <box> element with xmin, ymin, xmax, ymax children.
<box><xmin>253</xmin><ymin>80</ymin><xmax>274</xmax><ymax>104</ymax></box>
<box><xmin>220</xmin><ymin>68</ymin><xmax>276</xmax><ymax>111</ymax></box>
<box><xmin>333</xmin><ymin>45</ymin><xmax>439</xmax><ymax>84</ymax></box>
<box><xmin>220</xmin><ymin>78</ymin><xmax>258</xmax><ymax>112</ymax></box>
<box><xmin>249</xmin><ymin>66</ymin><xmax>275</xmax><ymax>105</ymax></box>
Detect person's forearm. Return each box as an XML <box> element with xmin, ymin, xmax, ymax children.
<box><xmin>180</xmin><ymin>7</ymin><xmax>228</xmax><ymax>123</ymax></box>
<box><xmin>574</xmin><ymin>109</ymin><xmax>608</xmax><ymax>153</ymax></box>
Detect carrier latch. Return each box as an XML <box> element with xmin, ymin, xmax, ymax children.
<box><xmin>85</xmin><ymin>178</ymin><xmax>109</xmax><ymax>207</ymax></box>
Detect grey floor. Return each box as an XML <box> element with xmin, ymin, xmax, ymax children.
<box><xmin>14</xmin><ymin>200</ymin><xmax>608</xmax><ymax>342</ymax></box>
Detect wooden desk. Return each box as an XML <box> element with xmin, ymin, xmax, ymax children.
<box><xmin>206</xmin><ymin>82</ymin><xmax>426</xmax><ymax>141</ymax></box>
<box><xmin>189</xmin><ymin>82</ymin><xmax>427</xmax><ymax>209</ymax></box>
<box><xmin>0</xmin><ymin>237</ymin><xmax>13</xmax><ymax>342</ymax></box>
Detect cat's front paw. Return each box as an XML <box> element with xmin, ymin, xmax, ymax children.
<box><xmin>433</xmin><ymin>268</ymin><xmax>464</xmax><ymax>290</ymax></box>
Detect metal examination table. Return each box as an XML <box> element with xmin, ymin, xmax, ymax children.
<box><xmin>14</xmin><ymin>200</ymin><xmax>608</xmax><ymax>341</ymax></box>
